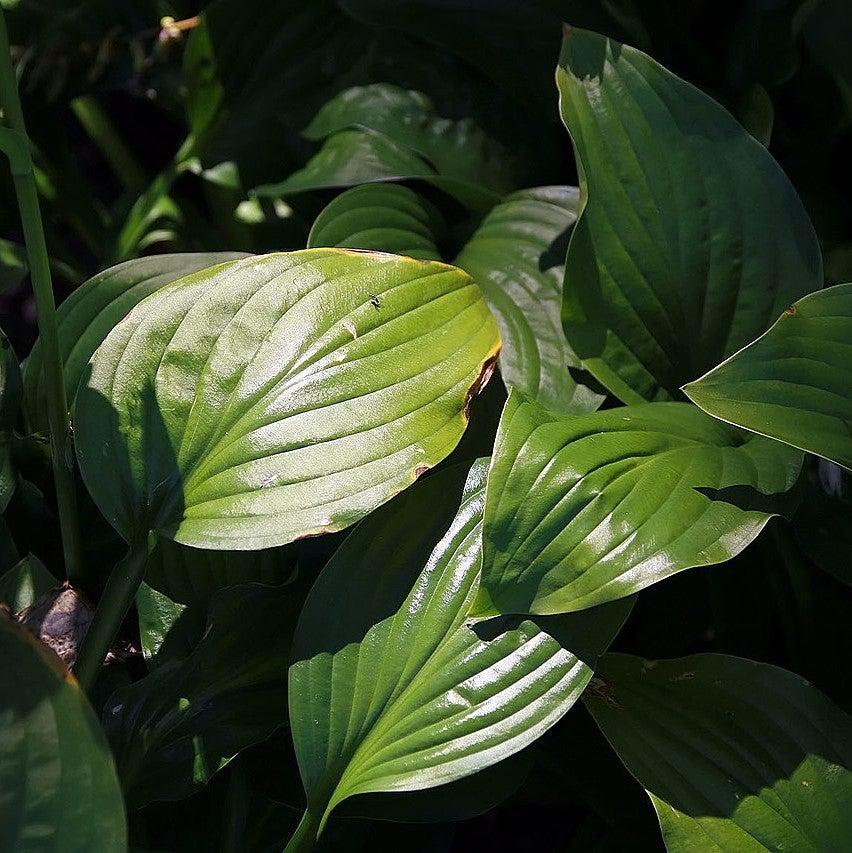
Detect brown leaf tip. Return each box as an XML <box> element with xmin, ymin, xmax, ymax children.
<box><xmin>562</xmin><ymin>22</ymin><xmax>573</xmax><ymax>38</ymax></box>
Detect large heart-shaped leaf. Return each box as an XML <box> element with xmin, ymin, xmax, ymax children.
<box><xmin>104</xmin><ymin>582</ymin><xmax>299</xmax><ymax>808</ymax></box>
<box><xmin>23</xmin><ymin>253</ymin><xmax>245</xmax><ymax>433</ymax></box>
<box><xmin>586</xmin><ymin>653</ymin><xmax>852</xmax><ymax>852</ymax></box>
<box><xmin>308</xmin><ymin>183</ymin><xmax>445</xmax><ymax>261</ymax></box>
<box><xmin>476</xmin><ymin>391</ymin><xmax>802</xmax><ymax>617</ymax></box>
<box><xmin>289</xmin><ymin>459</ymin><xmax>631</xmax><ymax>840</ymax></box>
<box><xmin>0</xmin><ymin>615</ymin><xmax>126</xmax><ymax>852</ymax></box>
<box><xmin>455</xmin><ymin>186</ymin><xmax>602</xmax><ymax>414</ymax></box>
<box><xmin>256</xmin><ymin>84</ymin><xmax>516</xmax><ymax>211</ymax></box>
<box><xmin>556</xmin><ymin>27</ymin><xmax>822</xmax><ymax>404</ymax></box>
<box><xmin>74</xmin><ymin>250</ymin><xmax>499</xmax><ymax>549</ymax></box>
<box><xmin>684</xmin><ymin>283</ymin><xmax>852</xmax><ymax>471</ymax></box>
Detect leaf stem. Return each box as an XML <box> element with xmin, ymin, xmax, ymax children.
<box><xmin>0</xmin><ymin>10</ymin><xmax>83</xmax><ymax>584</ymax></box>
<box><xmin>73</xmin><ymin>539</ymin><xmax>149</xmax><ymax>692</ymax></box>
<box><xmin>283</xmin><ymin>808</ymin><xmax>320</xmax><ymax>853</ymax></box>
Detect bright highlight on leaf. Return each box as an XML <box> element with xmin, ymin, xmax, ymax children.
<box><xmin>74</xmin><ymin>249</ymin><xmax>499</xmax><ymax>549</ymax></box>
<box><xmin>288</xmin><ymin>460</ymin><xmax>630</xmax><ymax>840</ymax></box>
<box><xmin>586</xmin><ymin>653</ymin><xmax>852</xmax><ymax>852</ymax></box>
<box><xmin>0</xmin><ymin>616</ymin><xmax>126</xmax><ymax>852</ymax></box>
<box><xmin>684</xmin><ymin>283</ymin><xmax>852</xmax><ymax>471</ymax></box>
<box><xmin>556</xmin><ymin>27</ymin><xmax>822</xmax><ymax>404</ymax></box>
<box><xmin>477</xmin><ymin>391</ymin><xmax>802</xmax><ymax>617</ymax></box>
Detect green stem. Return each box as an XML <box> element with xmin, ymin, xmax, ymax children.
<box><xmin>74</xmin><ymin>539</ymin><xmax>149</xmax><ymax>692</ymax></box>
<box><xmin>0</xmin><ymin>10</ymin><xmax>83</xmax><ymax>585</ymax></box>
<box><xmin>71</xmin><ymin>96</ymin><xmax>147</xmax><ymax>193</ymax></box>
<box><xmin>283</xmin><ymin>809</ymin><xmax>321</xmax><ymax>853</ymax></box>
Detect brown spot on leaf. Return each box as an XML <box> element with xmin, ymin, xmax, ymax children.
<box><xmin>587</xmin><ymin>676</ymin><xmax>623</xmax><ymax>709</ymax></box>
<box><xmin>784</xmin><ymin>305</ymin><xmax>797</xmax><ymax>316</ymax></box>
<box><xmin>17</xmin><ymin>583</ymin><xmax>94</xmax><ymax>667</ymax></box>
<box><xmin>562</xmin><ymin>22</ymin><xmax>573</xmax><ymax>38</ymax></box>
<box><xmin>414</xmin><ymin>464</ymin><xmax>430</xmax><ymax>479</ymax></box>
<box><xmin>464</xmin><ymin>352</ymin><xmax>499</xmax><ymax>420</ymax></box>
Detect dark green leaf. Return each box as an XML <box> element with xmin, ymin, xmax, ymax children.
<box><xmin>586</xmin><ymin>653</ymin><xmax>852</xmax><ymax>852</ymax></box>
<box><xmin>476</xmin><ymin>391</ymin><xmax>802</xmax><ymax>616</ymax></box>
<box><xmin>104</xmin><ymin>582</ymin><xmax>299</xmax><ymax>808</ymax></box>
<box><xmin>684</xmin><ymin>283</ymin><xmax>852</xmax><ymax>471</ymax></box>
<box><xmin>74</xmin><ymin>250</ymin><xmax>499</xmax><ymax>549</ymax></box>
<box><xmin>0</xmin><ymin>615</ymin><xmax>126</xmax><ymax>852</ymax></box>
<box><xmin>0</xmin><ymin>328</ymin><xmax>20</xmax><ymax>512</ymax></box>
<box><xmin>556</xmin><ymin>27</ymin><xmax>822</xmax><ymax>403</ymax></box>
<box><xmin>256</xmin><ymin>84</ymin><xmax>516</xmax><ymax>210</ymax></box>
<box><xmin>455</xmin><ymin>186</ymin><xmax>602</xmax><ymax>414</ymax></box>
<box><xmin>23</xmin><ymin>253</ymin><xmax>245</xmax><ymax>434</ymax></box>
<box><xmin>289</xmin><ymin>459</ymin><xmax>630</xmax><ymax>837</ymax></box>
<box><xmin>308</xmin><ymin>183</ymin><xmax>445</xmax><ymax>260</ymax></box>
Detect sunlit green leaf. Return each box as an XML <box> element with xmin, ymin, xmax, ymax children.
<box><xmin>684</xmin><ymin>284</ymin><xmax>852</xmax><ymax>471</ymax></box>
<box><xmin>476</xmin><ymin>391</ymin><xmax>802</xmax><ymax>616</ymax></box>
<box><xmin>0</xmin><ymin>553</ymin><xmax>57</xmax><ymax>612</ymax></box>
<box><xmin>586</xmin><ymin>653</ymin><xmax>852</xmax><ymax>852</ymax></box>
<box><xmin>289</xmin><ymin>460</ymin><xmax>631</xmax><ymax>839</ymax></box>
<box><xmin>556</xmin><ymin>27</ymin><xmax>822</xmax><ymax>404</ymax></box>
<box><xmin>0</xmin><ymin>615</ymin><xmax>126</xmax><ymax>852</ymax></box>
<box><xmin>74</xmin><ymin>250</ymin><xmax>499</xmax><ymax>549</ymax></box>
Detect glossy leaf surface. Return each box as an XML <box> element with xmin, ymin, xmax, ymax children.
<box><xmin>23</xmin><ymin>253</ymin><xmax>245</xmax><ymax>433</ymax></box>
<box><xmin>74</xmin><ymin>250</ymin><xmax>499</xmax><ymax>548</ymax></box>
<box><xmin>455</xmin><ymin>186</ymin><xmax>601</xmax><ymax>413</ymax></box>
<box><xmin>477</xmin><ymin>392</ymin><xmax>802</xmax><ymax>616</ymax></box>
<box><xmin>0</xmin><ymin>616</ymin><xmax>126</xmax><ymax>852</ymax></box>
<box><xmin>257</xmin><ymin>84</ymin><xmax>515</xmax><ymax>210</ymax></box>
<box><xmin>556</xmin><ymin>28</ymin><xmax>822</xmax><ymax>403</ymax></box>
<box><xmin>586</xmin><ymin>653</ymin><xmax>852</xmax><ymax>852</ymax></box>
<box><xmin>289</xmin><ymin>460</ymin><xmax>630</xmax><ymax>835</ymax></box>
<box><xmin>684</xmin><ymin>284</ymin><xmax>852</xmax><ymax>471</ymax></box>
<box><xmin>104</xmin><ymin>583</ymin><xmax>298</xmax><ymax>807</ymax></box>
<box><xmin>308</xmin><ymin>183</ymin><xmax>444</xmax><ymax>261</ymax></box>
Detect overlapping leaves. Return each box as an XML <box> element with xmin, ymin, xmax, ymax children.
<box><xmin>556</xmin><ymin>27</ymin><xmax>822</xmax><ymax>403</ymax></box>
<box><xmin>289</xmin><ymin>460</ymin><xmax>630</xmax><ymax>839</ymax></box>
<box><xmin>685</xmin><ymin>284</ymin><xmax>852</xmax><ymax>471</ymax></box>
<box><xmin>586</xmin><ymin>653</ymin><xmax>852</xmax><ymax>851</ymax></box>
<box><xmin>476</xmin><ymin>391</ymin><xmax>802</xmax><ymax>616</ymax></box>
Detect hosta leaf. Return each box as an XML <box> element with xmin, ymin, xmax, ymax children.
<box><xmin>308</xmin><ymin>183</ymin><xmax>445</xmax><ymax>261</ymax></box>
<box><xmin>256</xmin><ymin>84</ymin><xmax>516</xmax><ymax>210</ymax></box>
<box><xmin>104</xmin><ymin>583</ymin><xmax>299</xmax><ymax>808</ymax></box>
<box><xmin>557</xmin><ymin>28</ymin><xmax>822</xmax><ymax>404</ymax></box>
<box><xmin>683</xmin><ymin>284</ymin><xmax>852</xmax><ymax>471</ymax></box>
<box><xmin>455</xmin><ymin>186</ymin><xmax>602</xmax><ymax>414</ymax></box>
<box><xmin>23</xmin><ymin>253</ymin><xmax>245</xmax><ymax>433</ymax></box>
<box><xmin>145</xmin><ymin>537</ymin><xmax>297</xmax><ymax>611</ymax></box>
<box><xmin>135</xmin><ymin>582</ymin><xmax>190</xmax><ymax>665</ymax></box>
<box><xmin>0</xmin><ymin>615</ymin><xmax>126</xmax><ymax>852</ymax></box>
<box><xmin>586</xmin><ymin>653</ymin><xmax>852</xmax><ymax>852</ymax></box>
<box><xmin>476</xmin><ymin>391</ymin><xmax>802</xmax><ymax>617</ymax></box>
<box><xmin>289</xmin><ymin>460</ymin><xmax>630</xmax><ymax>837</ymax></box>
<box><xmin>0</xmin><ymin>553</ymin><xmax>57</xmax><ymax>612</ymax></box>
<box><xmin>74</xmin><ymin>250</ymin><xmax>499</xmax><ymax>549</ymax></box>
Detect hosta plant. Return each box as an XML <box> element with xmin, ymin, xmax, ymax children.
<box><xmin>1</xmin><ymin>4</ymin><xmax>851</xmax><ymax>853</ymax></box>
